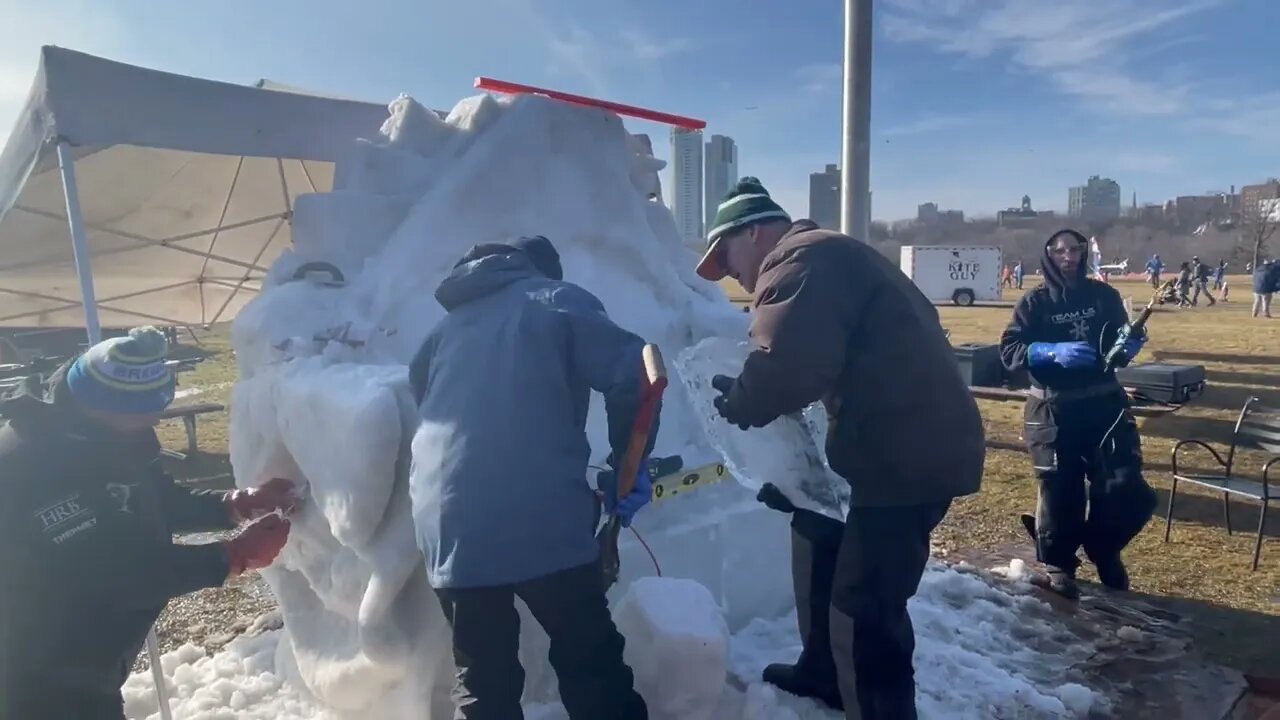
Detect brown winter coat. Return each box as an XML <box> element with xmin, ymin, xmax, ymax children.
<box><xmin>723</xmin><ymin>220</ymin><xmax>985</xmax><ymax>507</ymax></box>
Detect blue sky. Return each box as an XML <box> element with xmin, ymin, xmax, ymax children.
<box><xmin>2</xmin><ymin>0</ymin><xmax>1277</xmax><ymax>222</ymax></box>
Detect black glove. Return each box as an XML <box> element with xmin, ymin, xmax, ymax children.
<box><xmin>756</xmin><ymin>482</ymin><xmax>797</xmax><ymax>513</ymax></box>
<box><xmin>711</xmin><ymin>374</ymin><xmax>750</xmax><ymax>431</ymax></box>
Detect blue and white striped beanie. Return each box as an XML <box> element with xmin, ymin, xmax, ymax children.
<box><xmin>66</xmin><ymin>326</ymin><xmax>175</xmax><ymax>415</ymax></box>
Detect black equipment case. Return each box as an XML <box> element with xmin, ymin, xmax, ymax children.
<box><xmin>953</xmin><ymin>343</ymin><xmax>1004</xmax><ymax>387</ymax></box>
<box><xmin>1115</xmin><ymin>362</ymin><xmax>1206</xmax><ymax>404</ymax></box>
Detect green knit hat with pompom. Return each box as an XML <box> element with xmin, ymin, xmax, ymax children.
<box><xmin>696</xmin><ymin>177</ymin><xmax>791</xmax><ymax>281</ymax></box>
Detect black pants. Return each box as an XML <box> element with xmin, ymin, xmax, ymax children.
<box><xmin>434</xmin><ymin>560</ymin><xmax>647</xmax><ymax>720</ymax></box>
<box><xmin>829</xmin><ymin>501</ymin><xmax>951</xmax><ymax>720</ymax></box>
<box><xmin>787</xmin><ymin>510</ymin><xmax>846</xmax><ymax>684</ymax></box>
<box><xmin>0</xmin><ymin>682</ymin><xmax>124</xmax><ymax>720</ymax></box>
<box><xmin>1023</xmin><ymin>393</ymin><xmax>1158</xmax><ymax>571</ymax></box>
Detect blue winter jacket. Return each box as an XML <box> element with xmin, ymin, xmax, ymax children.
<box><xmin>407</xmin><ymin>249</ymin><xmax>652</xmax><ymax>589</ymax></box>
<box><xmin>1255</xmin><ymin>264</ymin><xmax>1278</xmax><ymax>293</ymax></box>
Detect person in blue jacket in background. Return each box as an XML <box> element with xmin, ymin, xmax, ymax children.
<box><xmin>408</xmin><ymin>235</ymin><xmax>657</xmax><ymax>720</ymax></box>
<box><xmin>1254</xmin><ymin>259</ymin><xmax>1276</xmax><ymax>318</ymax></box>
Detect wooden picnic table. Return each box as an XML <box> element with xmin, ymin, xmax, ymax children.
<box><xmin>968</xmin><ymin>385</ymin><xmax>1183</xmax><ymax>418</ymax></box>
<box><xmin>159</xmin><ymin>402</ymin><xmax>225</xmax><ymax>459</ymax></box>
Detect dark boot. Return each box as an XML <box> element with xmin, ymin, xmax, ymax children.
<box><xmin>762</xmin><ymin>661</ymin><xmax>844</xmax><ymax>711</ymax></box>
<box><xmin>1044</xmin><ymin>567</ymin><xmax>1080</xmax><ymax>600</ymax></box>
<box><xmin>1093</xmin><ymin>553</ymin><xmax>1130</xmax><ymax>591</ymax></box>
<box><xmin>765</xmin><ymin>516</ymin><xmax>845</xmax><ymax>710</ymax></box>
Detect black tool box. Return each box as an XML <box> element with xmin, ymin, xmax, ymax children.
<box><xmin>1115</xmin><ymin>362</ymin><xmax>1206</xmax><ymax>404</ymax></box>
<box><xmin>953</xmin><ymin>343</ymin><xmax>1004</xmax><ymax>387</ymax></box>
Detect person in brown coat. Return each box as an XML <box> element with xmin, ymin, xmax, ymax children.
<box><xmin>695</xmin><ymin>177</ymin><xmax>985</xmax><ymax>720</ymax></box>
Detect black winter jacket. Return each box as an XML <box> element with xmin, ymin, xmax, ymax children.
<box><xmin>1000</xmin><ymin>230</ymin><xmax>1134</xmax><ymax>392</ymax></box>
<box><xmin>0</xmin><ymin>365</ymin><xmax>233</xmax><ymax>718</ymax></box>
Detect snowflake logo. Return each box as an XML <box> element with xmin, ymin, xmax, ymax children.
<box><xmin>1070</xmin><ymin>320</ymin><xmax>1089</xmax><ymax>340</ymax></box>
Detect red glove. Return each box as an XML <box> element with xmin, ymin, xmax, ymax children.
<box><xmin>224</xmin><ymin>514</ymin><xmax>291</xmax><ymax>577</ymax></box>
<box><xmin>226</xmin><ymin>477</ymin><xmax>299</xmax><ymax>523</ymax></box>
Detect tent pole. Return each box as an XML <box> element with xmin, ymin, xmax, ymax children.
<box><xmin>146</xmin><ymin>632</ymin><xmax>174</xmax><ymax>720</ymax></box>
<box><xmin>55</xmin><ymin>141</ymin><xmax>102</xmax><ymax>345</ymax></box>
<box><xmin>58</xmin><ymin>140</ymin><xmax>172</xmax><ymax>720</ymax></box>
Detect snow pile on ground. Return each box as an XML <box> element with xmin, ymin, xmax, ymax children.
<box><xmin>126</xmin><ymin>565</ymin><xmax>1103</xmax><ymax>719</ymax></box>
<box><xmin>168</xmin><ymin>89</ymin><xmax>1109</xmax><ymax>718</ymax></box>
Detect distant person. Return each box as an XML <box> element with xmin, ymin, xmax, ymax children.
<box><xmin>1002</xmin><ymin>264</ymin><xmax>1014</xmax><ymax>288</ymax></box>
<box><xmin>1255</xmin><ymin>259</ymin><xmax>1276</xmax><ymax>319</ymax></box>
<box><xmin>999</xmin><ymin>230</ymin><xmax>1157</xmax><ymax>600</ymax></box>
<box><xmin>1014</xmin><ymin>261</ymin><xmax>1025</xmax><ymax>289</ymax></box>
<box><xmin>1214</xmin><ymin>259</ymin><xmax>1227</xmax><ymax>290</ymax></box>
<box><xmin>695</xmin><ymin>177</ymin><xmax>984</xmax><ymax>718</ymax></box>
<box><xmin>1191</xmin><ymin>256</ymin><xmax>1216</xmax><ymax>306</ymax></box>
<box><xmin>408</xmin><ymin>236</ymin><xmax>656</xmax><ymax>720</ymax></box>
<box><xmin>1175</xmin><ymin>261</ymin><xmax>1193</xmax><ymax>307</ymax></box>
<box><xmin>1145</xmin><ymin>254</ymin><xmax>1164</xmax><ymax>288</ymax></box>
<box><xmin>0</xmin><ymin>327</ymin><xmax>296</xmax><ymax>719</ymax></box>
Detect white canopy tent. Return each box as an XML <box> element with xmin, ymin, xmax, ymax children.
<box><xmin>0</xmin><ymin>46</ymin><xmax>389</xmax><ymax>341</ymax></box>
<box><xmin>0</xmin><ymin>47</ymin><xmax>391</xmax><ymax>718</ymax></box>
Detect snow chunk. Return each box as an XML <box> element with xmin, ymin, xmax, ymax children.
<box><xmin>124</xmin><ymin>633</ymin><xmax>316</xmax><ymax>720</ymax></box>
<box><xmin>1117</xmin><ymin>625</ymin><xmax>1143</xmax><ymax>642</ymax></box>
<box><xmin>616</xmin><ymin>578</ymin><xmax>729</xmax><ymax>720</ymax></box>
<box><xmin>990</xmin><ymin>558</ymin><xmax>1030</xmax><ymax>582</ymax></box>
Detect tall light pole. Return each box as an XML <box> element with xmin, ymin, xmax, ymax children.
<box><xmin>841</xmin><ymin>0</ymin><xmax>873</xmax><ymax>241</ymax></box>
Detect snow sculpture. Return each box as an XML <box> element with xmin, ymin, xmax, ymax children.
<box><xmin>228</xmin><ymin>92</ymin><xmax>793</xmax><ymax>716</ymax></box>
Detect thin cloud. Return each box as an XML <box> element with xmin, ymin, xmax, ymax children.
<box><xmin>794</xmin><ymin>63</ymin><xmax>842</xmax><ymax>94</ymax></box>
<box><xmin>880</xmin><ymin>113</ymin><xmax>983</xmax><ymax>138</ymax></box>
<box><xmin>881</xmin><ymin>0</ymin><xmax>1220</xmax><ymax>117</ymax></box>
<box><xmin>545</xmin><ymin>24</ymin><xmax>611</xmax><ymax>95</ymax></box>
<box><xmin>621</xmin><ymin>30</ymin><xmax>694</xmax><ymax>62</ymax></box>
<box><xmin>1111</xmin><ymin>151</ymin><xmax>1184</xmax><ymax>175</ymax></box>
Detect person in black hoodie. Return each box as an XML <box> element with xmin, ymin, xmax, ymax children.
<box><xmin>999</xmin><ymin>230</ymin><xmax>1158</xmax><ymax>599</ymax></box>
<box><xmin>0</xmin><ymin>327</ymin><xmax>297</xmax><ymax>720</ymax></box>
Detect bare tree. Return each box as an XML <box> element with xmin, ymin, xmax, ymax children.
<box><xmin>1242</xmin><ymin>198</ymin><xmax>1279</xmax><ymax>269</ymax></box>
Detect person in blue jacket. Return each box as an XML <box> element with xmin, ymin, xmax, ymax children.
<box><xmin>1145</xmin><ymin>254</ymin><xmax>1164</xmax><ymax>288</ymax></box>
<box><xmin>1254</xmin><ymin>259</ymin><xmax>1276</xmax><ymax>318</ymax></box>
<box><xmin>999</xmin><ymin>230</ymin><xmax>1158</xmax><ymax>600</ymax></box>
<box><xmin>408</xmin><ymin>235</ymin><xmax>657</xmax><ymax>720</ymax></box>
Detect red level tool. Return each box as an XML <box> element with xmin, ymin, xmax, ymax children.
<box><xmin>474</xmin><ymin>77</ymin><xmax>707</xmax><ymax>130</ymax></box>
<box><xmin>600</xmin><ymin>344</ymin><xmax>668</xmax><ymax>587</ymax></box>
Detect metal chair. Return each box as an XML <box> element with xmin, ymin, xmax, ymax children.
<box><xmin>1167</xmin><ymin>396</ymin><xmax>1278</xmax><ymax>570</ymax></box>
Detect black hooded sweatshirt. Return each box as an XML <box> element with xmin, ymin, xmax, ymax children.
<box><xmin>999</xmin><ymin>230</ymin><xmax>1132</xmax><ymax>392</ymax></box>
<box><xmin>0</xmin><ymin>363</ymin><xmax>232</xmax><ymax>715</ymax></box>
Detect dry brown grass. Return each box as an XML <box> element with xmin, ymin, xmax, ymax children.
<box><xmin>166</xmin><ymin>275</ymin><xmax>1279</xmax><ymax>675</ymax></box>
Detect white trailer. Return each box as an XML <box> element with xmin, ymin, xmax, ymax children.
<box><xmin>900</xmin><ymin>245</ymin><xmax>1003</xmax><ymax>307</ymax></box>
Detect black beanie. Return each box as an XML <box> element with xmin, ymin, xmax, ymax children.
<box><xmin>509</xmin><ymin>235</ymin><xmax>564</xmax><ymax>281</ymax></box>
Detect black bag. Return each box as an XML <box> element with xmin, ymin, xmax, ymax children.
<box><xmin>1115</xmin><ymin>362</ymin><xmax>1206</xmax><ymax>404</ymax></box>
<box><xmin>952</xmin><ymin>343</ymin><xmax>1003</xmax><ymax>387</ymax></box>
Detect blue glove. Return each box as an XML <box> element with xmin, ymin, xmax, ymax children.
<box><xmin>1028</xmin><ymin>342</ymin><xmax>1098</xmax><ymax>369</ymax></box>
<box><xmin>603</xmin><ymin>463</ymin><xmax>653</xmax><ymax>528</ymax></box>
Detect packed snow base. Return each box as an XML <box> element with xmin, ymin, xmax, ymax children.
<box><xmin>125</xmin><ymin>565</ymin><xmax>1100</xmax><ymax>719</ymax></box>
<box><xmin>150</xmin><ymin>90</ymin><xmax>1107</xmax><ymax>718</ymax></box>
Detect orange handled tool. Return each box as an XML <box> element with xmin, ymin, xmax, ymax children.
<box><xmin>600</xmin><ymin>344</ymin><xmax>668</xmax><ymax>587</ymax></box>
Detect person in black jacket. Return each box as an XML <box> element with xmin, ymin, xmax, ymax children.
<box><xmin>999</xmin><ymin>230</ymin><xmax>1158</xmax><ymax>600</ymax></box>
<box><xmin>1191</xmin><ymin>256</ymin><xmax>1216</xmax><ymax>306</ymax></box>
<box><xmin>0</xmin><ymin>327</ymin><xmax>298</xmax><ymax>720</ymax></box>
